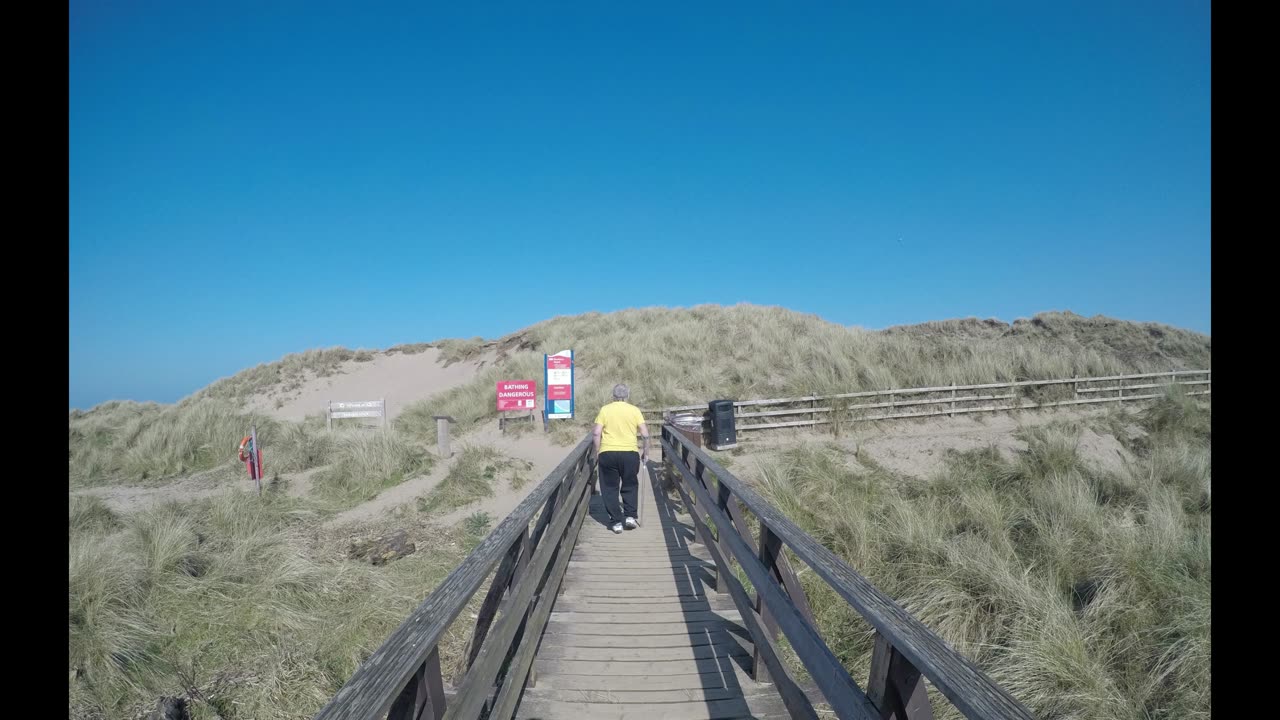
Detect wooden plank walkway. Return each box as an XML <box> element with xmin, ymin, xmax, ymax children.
<box><xmin>517</xmin><ymin>465</ymin><xmax>791</xmax><ymax>720</ymax></box>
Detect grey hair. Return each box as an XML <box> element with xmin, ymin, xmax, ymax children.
<box><xmin>612</xmin><ymin>383</ymin><xmax>630</xmax><ymax>400</ymax></box>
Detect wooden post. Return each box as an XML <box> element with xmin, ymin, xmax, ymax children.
<box><xmin>867</xmin><ymin>632</ymin><xmax>934</xmax><ymax>720</ymax></box>
<box><xmin>949</xmin><ymin>382</ymin><xmax>956</xmax><ymax>418</ymax></box>
<box><xmin>433</xmin><ymin>415</ymin><xmax>455</xmax><ymax>458</ymax></box>
<box><xmin>1073</xmin><ymin>375</ymin><xmax>1078</xmax><ymax>401</ymax></box>
<box><xmin>326</xmin><ymin>401</ymin><xmax>332</xmax><ymax>431</ymax></box>
<box><xmin>381</xmin><ymin>397</ymin><xmax>387</xmax><ymax>429</ymax></box>
<box><xmin>250</xmin><ymin>424</ymin><xmax>261</xmax><ymax>494</ymax></box>
<box><xmin>753</xmin><ymin>523</ymin><xmax>784</xmax><ymax>683</ymax></box>
<box><xmin>388</xmin><ymin>646</ymin><xmax>447</xmax><ymax>720</ymax></box>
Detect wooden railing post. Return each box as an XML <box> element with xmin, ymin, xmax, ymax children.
<box><xmin>868</xmin><ymin>633</ymin><xmax>933</xmax><ymax>720</ymax></box>
<box><xmin>695</xmin><ymin>456</ymin><xmax>730</xmax><ymax>595</ymax></box>
<box><xmin>462</xmin><ymin>533</ymin><xmax>525</xmax><ymax>673</ymax></box>
<box><xmin>388</xmin><ymin>646</ymin><xmax>447</xmax><ymax>720</ymax></box>
<box><xmin>753</xmin><ymin>524</ymin><xmax>785</xmax><ymax>683</ymax></box>
<box><xmin>949</xmin><ymin>383</ymin><xmax>956</xmax><ymax>418</ymax></box>
<box><xmin>434</xmin><ymin>415</ymin><xmax>455</xmax><ymax>458</ymax></box>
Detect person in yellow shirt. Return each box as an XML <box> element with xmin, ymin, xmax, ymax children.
<box><xmin>592</xmin><ymin>383</ymin><xmax>649</xmax><ymax>534</ymax></box>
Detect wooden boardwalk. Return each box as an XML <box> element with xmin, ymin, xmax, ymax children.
<box><xmin>517</xmin><ymin>465</ymin><xmax>791</xmax><ymax>720</ymax></box>
<box><xmin>313</xmin><ymin>430</ymin><xmax>1034</xmax><ymax>720</ymax></box>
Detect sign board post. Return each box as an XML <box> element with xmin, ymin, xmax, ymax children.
<box><xmin>544</xmin><ymin>350</ymin><xmax>574</xmax><ymax>421</ymax></box>
<box><xmin>496</xmin><ymin>380</ymin><xmax>537</xmax><ymax>432</ymax></box>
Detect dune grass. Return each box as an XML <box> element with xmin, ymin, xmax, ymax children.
<box><xmin>67</xmin><ymin>305</ymin><xmax>1210</xmax><ymax>717</ymax></box>
<box><xmin>68</xmin><ymin>488</ymin><xmax>472</xmax><ymax>720</ymax></box>
<box><xmin>416</xmin><ymin>446</ymin><xmax>531</xmax><ymax>516</ymax></box>
<box><xmin>435</xmin><ymin>337</ymin><xmax>488</xmax><ymax>365</ymax></box>
<box><xmin>397</xmin><ymin>306</ymin><xmax>1209</xmax><ymax>440</ymax></box>
<box><xmin>71</xmin><ymin>306</ymin><xmax>1207</xmax><ymax>488</ymax></box>
<box><xmin>309</xmin><ymin>430</ymin><xmax>433</xmax><ymax>510</ymax></box>
<box><xmin>68</xmin><ymin>399</ymin><xmax>429</xmax><ymax>513</ymax></box>
<box><xmin>69</xmin><ymin>399</ymin><xmax>256</xmax><ymax>486</ymax></box>
<box><xmin>196</xmin><ymin>347</ymin><xmax>361</xmax><ymax>401</ymax></box>
<box><xmin>748</xmin><ymin>388</ymin><xmax>1210</xmax><ymax>719</ymax></box>
<box><xmin>69</xmin><ymin>495</ymin><xmax>124</xmax><ymax>536</ymax></box>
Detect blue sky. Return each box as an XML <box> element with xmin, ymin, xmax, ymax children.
<box><xmin>69</xmin><ymin>2</ymin><xmax>1210</xmax><ymax>409</ymax></box>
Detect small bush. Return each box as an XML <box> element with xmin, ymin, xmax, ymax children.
<box><xmin>463</xmin><ymin>511</ymin><xmax>493</xmax><ymax>549</ymax></box>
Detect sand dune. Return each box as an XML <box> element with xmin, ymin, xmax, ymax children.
<box><xmin>243</xmin><ymin>348</ymin><xmax>488</xmax><ymax>422</ymax></box>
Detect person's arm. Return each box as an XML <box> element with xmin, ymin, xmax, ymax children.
<box><xmin>637</xmin><ymin>412</ymin><xmax>650</xmax><ymax>463</ymax></box>
<box><xmin>592</xmin><ymin>423</ymin><xmax>603</xmax><ymax>459</ymax></box>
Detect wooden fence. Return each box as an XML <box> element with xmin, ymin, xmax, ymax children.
<box><xmin>313</xmin><ymin>436</ymin><xmax>597</xmax><ymax>720</ymax></box>
<box><xmin>660</xmin><ymin>426</ymin><xmax>1033</xmax><ymax>719</ymax></box>
<box><xmin>644</xmin><ymin>369</ymin><xmax>1210</xmax><ymax>433</ymax></box>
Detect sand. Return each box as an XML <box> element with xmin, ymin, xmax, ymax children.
<box><xmin>243</xmin><ymin>348</ymin><xmax>488</xmax><ymax>422</ymax></box>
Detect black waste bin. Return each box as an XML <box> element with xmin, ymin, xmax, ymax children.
<box><xmin>708</xmin><ymin>399</ymin><xmax>737</xmax><ymax>450</ymax></box>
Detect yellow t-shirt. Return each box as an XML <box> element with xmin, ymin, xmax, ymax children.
<box><xmin>594</xmin><ymin>401</ymin><xmax>646</xmax><ymax>453</ymax></box>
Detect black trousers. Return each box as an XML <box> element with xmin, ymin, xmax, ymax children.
<box><xmin>598</xmin><ymin>451</ymin><xmax>640</xmax><ymax>523</ymax></box>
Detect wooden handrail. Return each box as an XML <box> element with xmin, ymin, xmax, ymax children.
<box><xmin>661</xmin><ymin>425</ymin><xmax>1035</xmax><ymax>720</ymax></box>
<box><xmin>314</xmin><ymin>435</ymin><xmax>596</xmax><ymax>720</ymax></box>
<box><xmin>662</xmin><ymin>430</ymin><xmax>878</xmax><ymax>719</ymax></box>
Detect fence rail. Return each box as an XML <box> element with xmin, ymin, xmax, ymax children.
<box><xmin>642</xmin><ymin>369</ymin><xmax>1210</xmax><ymax>432</ymax></box>
<box><xmin>660</xmin><ymin>425</ymin><xmax>1035</xmax><ymax>720</ymax></box>
<box><xmin>313</xmin><ymin>436</ymin><xmax>597</xmax><ymax>720</ymax></box>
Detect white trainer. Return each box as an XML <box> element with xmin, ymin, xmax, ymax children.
<box><xmin>611</xmin><ymin>522</ymin><xmax>623</xmax><ymax>534</ymax></box>
<box><xmin>624</xmin><ymin>517</ymin><xmax>638</xmax><ymax>530</ymax></box>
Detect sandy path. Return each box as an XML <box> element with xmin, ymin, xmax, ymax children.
<box><xmin>244</xmin><ymin>348</ymin><xmax>487</xmax><ymax>422</ymax></box>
